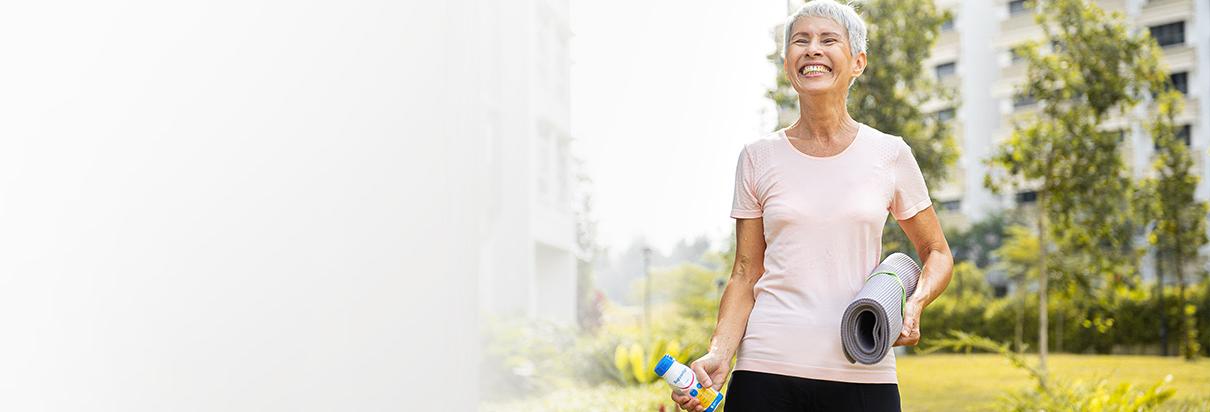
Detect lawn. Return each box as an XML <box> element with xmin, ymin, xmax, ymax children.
<box><xmin>482</xmin><ymin>354</ymin><xmax>1210</xmax><ymax>411</ymax></box>
<box><xmin>897</xmin><ymin>354</ymin><xmax>1210</xmax><ymax>411</ymax></box>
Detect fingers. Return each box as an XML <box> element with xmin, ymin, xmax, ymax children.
<box><xmin>894</xmin><ymin>328</ymin><xmax>920</xmax><ymax>346</ymax></box>
<box><xmin>690</xmin><ymin>362</ymin><xmax>713</xmax><ymax>388</ymax></box>
<box><xmin>671</xmin><ymin>391</ymin><xmax>701</xmax><ymax>411</ymax></box>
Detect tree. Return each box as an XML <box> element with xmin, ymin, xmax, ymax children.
<box><xmin>1140</xmin><ymin>88</ymin><xmax>1208</xmax><ymax>360</ymax></box>
<box><xmin>845</xmin><ymin>0</ymin><xmax>957</xmax><ymax>193</ymax></box>
<box><xmin>767</xmin><ymin>0</ymin><xmax>959</xmax><ymax>255</ymax></box>
<box><xmin>984</xmin><ymin>0</ymin><xmax>1163</xmax><ymax>378</ymax></box>
<box><xmin>995</xmin><ymin>225</ymin><xmax>1041</xmax><ymax>354</ymax></box>
<box><xmin>949</xmin><ymin>261</ymin><xmax>993</xmax><ymax>299</ymax></box>
<box><xmin>948</xmin><ymin>211</ymin><xmax>1019</xmax><ymax>269</ymax></box>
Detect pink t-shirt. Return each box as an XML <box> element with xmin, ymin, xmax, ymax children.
<box><xmin>730</xmin><ymin>123</ymin><xmax>931</xmax><ymax>384</ymax></box>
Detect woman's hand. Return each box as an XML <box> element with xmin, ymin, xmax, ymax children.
<box><xmin>893</xmin><ymin>300</ymin><xmax>923</xmax><ymax>347</ymax></box>
<box><xmin>670</xmin><ymin>351</ymin><xmax>731</xmax><ymax>412</ymax></box>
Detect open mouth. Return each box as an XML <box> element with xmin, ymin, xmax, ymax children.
<box><xmin>798</xmin><ymin>63</ymin><xmax>833</xmax><ymax>77</ymax></box>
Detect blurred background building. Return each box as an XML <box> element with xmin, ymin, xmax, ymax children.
<box><xmin>475</xmin><ymin>0</ymin><xmax>581</xmax><ymax>325</ymax></box>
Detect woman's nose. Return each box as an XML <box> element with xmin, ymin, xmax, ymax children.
<box><xmin>804</xmin><ymin>41</ymin><xmax>824</xmax><ymax>56</ymax></box>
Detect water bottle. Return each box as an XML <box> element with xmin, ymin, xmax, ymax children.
<box><xmin>654</xmin><ymin>354</ymin><xmax>724</xmax><ymax>412</ymax></box>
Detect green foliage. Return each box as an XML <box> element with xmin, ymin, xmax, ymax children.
<box><xmin>609</xmin><ymin>338</ymin><xmax>686</xmax><ymax>385</ymax></box>
<box><xmin>997</xmin><ymin>226</ymin><xmax>1041</xmax><ymax>270</ymax></box>
<box><xmin>477</xmin><ymin>310</ymin><xmax>708</xmax><ymax>401</ymax></box>
<box><xmin>921</xmin><ymin>281</ymin><xmax>1210</xmax><ymax>356</ymax></box>
<box><xmin>1182</xmin><ymin>304</ymin><xmax>1201</xmax><ymax>361</ymax></box>
<box><xmin>1139</xmin><ymin>83</ymin><xmax>1208</xmax><ymax>362</ymax></box>
<box><xmin>1138</xmin><ymin>91</ymin><xmax>1204</xmax><ymax>259</ymax></box>
<box><xmin>948</xmin><ymin>211</ymin><xmax>1020</xmax><ymax>268</ymax></box>
<box><xmin>478</xmin><ymin>318</ymin><xmax>584</xmax><ymax>401</ymax></box>
<box><xmin>608</xmin><ymin>252</ymin><xmax>732</xmax><ymax>387</ymax></box>
<box><xmin>949</xmin><ymin>261</ymin><xmax>993</xmax><ymax>298</ymax></box>
<box><xmin>847</xmin><ymin>0</ymin><xmax>958</xmax><ymax>192</ymax></box>
<box><xmin>985</xmin><ymin>0</ymin><xmax>1161</xmax><ymax>272</ymax></box>
<box><xmin>984</xmin><ymin>0</ymin><xmax>1173</xmax><ymax>370</ymax></box>
<box><xmin>926</xmin><ymin>331</ymin><xmax>1176</xmax><ymax>411</ymax></box>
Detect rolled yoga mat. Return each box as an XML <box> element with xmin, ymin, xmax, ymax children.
<box><xmin>840</xmin><ymin>252</ymin><xmax>922</xmax><ymax>365</ymax></box>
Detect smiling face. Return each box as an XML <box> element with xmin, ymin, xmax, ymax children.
<box><xmin>783</xmin><ymin>16</ymin><xmax>866</xmax><ymax>97</ymax></box>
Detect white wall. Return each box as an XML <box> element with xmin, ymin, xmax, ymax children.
<box><xmin>0</xmin><ymin>1</ymin><xmax>482</xmax><ymax>410</ymax></box>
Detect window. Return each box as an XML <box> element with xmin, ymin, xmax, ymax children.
<box><xmin>1153</xmin><ymin>125</ymin><xmax>1192</xmax><ymax>149</ymax></box>
<box><xmin>1016</xmin><ymin>190</ymin><xmax>1038</xmax><ymax>204</ymax></box>
<box><xmin>556</xmin><ymin>136</ymin><xmax>570</xmax><ymax>204</ymax></box>
<box><xmin>941</xmin><ymin>199</ymin><xmax>961</xmax><ymax>212</ymax></box>
<box><xmin>1169</xmin><ymin>72</ymin><xmax>1188</xmax><ymax>95</ymax></box>
<box><xmin>1116</xmin><ymin>129</ymin><xmax>1126</xmax><ymax>143</ymax></box>
<box><xmin>941</xmin><ymin>16</ymin><xmax>955</xmax><ymax>32</ymax></box>
<box><xmin>1177</xmin><ymin>125</ymin><xmax>1191</xmax><ymax>146</ymax></box>
<box><xmin>536</xmin><ymin>128</ymin><xmax>551</xmax><ymax>199</ymax></box>
<box><xmin>1009</xmin><ymin>0</ymin><xmax>1029</xmax><ymax>15</ymax></box>
<box><xmin>935</xmin><ymin>62</ymin><xmax>956</xmax><ymax>80</ymax></box>
<box><xmin>1149</xmin><ymin>21</ymin><xmax>1185</xmax><ymax>48</ymax></box>
<box><xmin>1010</xmin><ymin>46</ymin><xmax>1026</xmax><ymax>63</ymax></box>
<box><xmin>993</xmin><ymin>284</ymin><xmax>1009</xmax><ymax>298</ymax></box>
<box><xmin>1013</xmin><ymin>93</ymin><xmax>1036</xmax><ymax>108</ymax></box>
<box><xmin>1050</xmin><ymin>40</ymin><xmax>1065</xmax><ymax>53</ymax></box>
<box><xmin>936</xmin><ymin>108</ymin><xmax>956</xmax><ymax>123</ymax></box>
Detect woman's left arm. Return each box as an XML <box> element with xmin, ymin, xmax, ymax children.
<box><xmin>893</xmin><ymin>205</ymin><xmax>954</xmax><ymax>347</ymax></box>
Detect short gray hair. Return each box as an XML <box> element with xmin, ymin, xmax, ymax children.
<box><xmin>783</xmin><ymin>0</ymin><xmax>868</xmax><ymax>58</ymax></box>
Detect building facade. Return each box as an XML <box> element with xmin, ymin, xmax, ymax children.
<box><xmin>475</xmin><ymin>0</ymin><xmax>580</xmax><ymax>324</ymax></box>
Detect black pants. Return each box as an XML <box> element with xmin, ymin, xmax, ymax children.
<box><xmin>722</xmin><ymin>370</ymin><xmax>901</xmax><ymax>412</ymax></box>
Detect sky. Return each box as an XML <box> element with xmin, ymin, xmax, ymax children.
<box><xmin>570</xmin><ymin>0</ymin><xmax>790</xmax><ymax>256</ymax></box>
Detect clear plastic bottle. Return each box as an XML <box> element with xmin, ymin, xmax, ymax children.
<box><xmin>654</xmin><ymin>354</ymin><xmax>724</xmax><ymax>412</ymax></box>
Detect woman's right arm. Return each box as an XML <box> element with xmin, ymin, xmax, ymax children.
<box><xmin>673</xmin><ymin>217</ymin><xmax>765</xmax><ymax>412</ymax></box>
<box><xmin>708</xmin><ymin>217</ymin><xmax>766</xmax><ymax>361</ymax></box>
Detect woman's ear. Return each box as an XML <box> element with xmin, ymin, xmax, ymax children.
<box><xmin>852</xmin><ymin>51</ymin><xmax>867</xmax><ymax>77</ymax></box>
<box><xmin>783</xmin><ymin>53</ymin><xmax>794</xmax><ymax>81</ymax></box>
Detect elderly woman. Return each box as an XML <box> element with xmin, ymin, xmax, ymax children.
<box><xmin>672</xmin><ymin>1</ymin><xmax>954</xmax><ymax>411</ymax></box>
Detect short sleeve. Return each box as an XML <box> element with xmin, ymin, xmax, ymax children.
<box><xmin>889</xmin><ymin>139</ymin><xmax>932</xmax><ymax>220</ymax></box>
<box><xmin>730</xmin><ymin>146</ymin><xmax>762</xmax><ymax>219</ymax></box>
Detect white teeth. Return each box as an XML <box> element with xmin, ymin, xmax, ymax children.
<box><xmin>800</xmin><ymin>65</ymin><xmax>831</xmax><ymax>75</ymax></box>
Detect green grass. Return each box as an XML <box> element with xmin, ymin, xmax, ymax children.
<box><xmin>480</xmin><ymin>354</ymin><xmax>1210</xmax><ymax>411</ymax></box>
<box><xmin>898</xmin><ymin>354</ymin><xmax>1210</xmax><ymax>411</ymax></box>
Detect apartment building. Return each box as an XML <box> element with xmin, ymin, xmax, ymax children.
<box><xmin>475</xmin><ymin>0</ymin><xmax>581</xmax><ymax>324</ymax></box>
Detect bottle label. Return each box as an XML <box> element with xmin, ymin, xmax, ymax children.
<box><xmin>699</xmin><ymin>389</ymin><xmax>724</xmax><ymax>412</ymax></box>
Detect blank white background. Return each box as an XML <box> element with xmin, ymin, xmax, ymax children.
<box><xmin>0</xmin><ymin>1</ymin><xmax>477</xmax><ymax>410</ymax></box>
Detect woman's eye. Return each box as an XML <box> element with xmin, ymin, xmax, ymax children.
<box><xmin>824</xmin><ymin>39</ymin><xmax>837</xmax><ymax>44</ymax></box>
<box><xmin>795</xmin><ymin>40</ymin><xmax>808</xmax><ymax>44</ymax></box>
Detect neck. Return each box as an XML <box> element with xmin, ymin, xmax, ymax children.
<box><xmin>788</xmin><ymin>93</ymin><xmax>856</xmax><ymax>142</ymax></box>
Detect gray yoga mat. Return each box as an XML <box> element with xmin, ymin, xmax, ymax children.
<box><xmin>840</xmin><ymin>252</ymin><xmax>922</xmax><ymax>365</ymax></box>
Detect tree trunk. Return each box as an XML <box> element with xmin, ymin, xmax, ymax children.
<box><xmin>1157</xmin><ymin>249</ymin><xmax>1169</xmax><ymax>356</ymax></box>
<box><xmin>1056</xmin><ymin>309</ymin><xmax>1064</xmax><ymax>353</ymax></box>
<box><xmin>1176</xmin><ymin>242</ymin><xmax>1198</xmax><ymax>361</ymax></box>
<box><xmin>1015</xmin><ymin>274</ymin><xmax>1025</xmax><ymax>354</ymax></box>
<box><xmin>1037</xmin><ymin>191</ymin><xmax>1049</xmax><ymax>381</ymax></box>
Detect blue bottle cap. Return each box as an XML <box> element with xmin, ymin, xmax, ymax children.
<box><xmin>654</xmin><ymin>354</ymin><xmax>676</xmax><ymax>376</ymax></box>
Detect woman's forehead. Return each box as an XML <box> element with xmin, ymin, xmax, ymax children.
<box><xmin>790</xmin><ymin>16</ymin><xmax>846</xmax><ymax>38</ymax></box>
